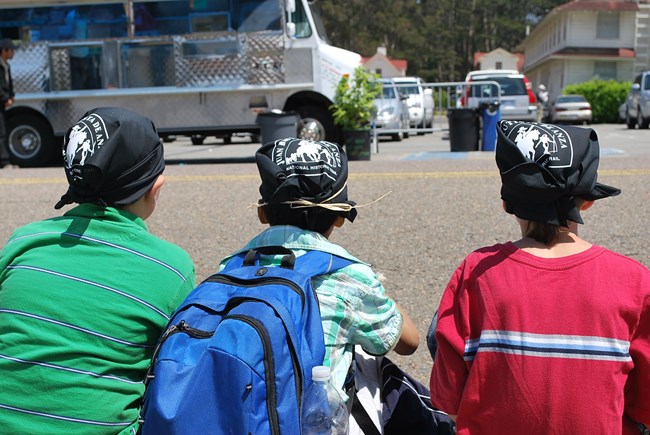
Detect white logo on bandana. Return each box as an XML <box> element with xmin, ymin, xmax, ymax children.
<box><xmin>501</xmin><ymin>121</ymin><xmax>573</xmax><ymax>169</ymax></box>
<box><xmin>65</xmin><ymin>113</ymin><xmax>110</xmax><ymax>171</ymax></box>
<box><xmin>274</xmin><ymin>138</ymin><xmax>341</xmax><ymax>181</ymax></box>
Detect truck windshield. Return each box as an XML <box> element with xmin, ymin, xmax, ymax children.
<box><xmin>307</xmin><ymin>1</ymin><xmax>330</xmax><ymax>43</ymax></box>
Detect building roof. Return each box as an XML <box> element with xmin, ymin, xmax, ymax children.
<box><xmin>361</xmin><ymin>48</ymin><xmax>408</xmax><ymax>74</ymax></box>
<box><xmin>555</xmin><ymin>0</ymin><xmax>639</xmax><ymax>12</ymax></box>
<box><xmin>473</xmin><ymin>49</ymin><xmax>525</xmax><ymax>71</ymax></box>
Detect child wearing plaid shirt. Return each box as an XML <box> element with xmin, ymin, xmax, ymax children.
<box><xmin>219</xmin><ymin>137</ymin><xmax>420</xmax><ymax>398</ymax></box>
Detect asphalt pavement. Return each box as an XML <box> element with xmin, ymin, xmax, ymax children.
<box><xmin>1</xmin><ymin>122</ymin><xmax>649</xmax><ymax>385</ymax></box>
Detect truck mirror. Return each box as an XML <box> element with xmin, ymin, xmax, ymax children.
<box><xmin>286</xmin><ymin>0</ymin><xmax>296</xmax><ymax>13</ymax></box>
<box><xmin>632</xmin><ymin>83</ymin><xmax>641</xmax><ymax>91</ymax></box>
<box><xmin>286</xmin><ymin>22</ymin><xmax>296</xmax><ymax>37</ymax></box>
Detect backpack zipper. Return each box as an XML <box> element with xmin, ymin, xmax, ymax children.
<box><xmin>227</xmin><ymin>314</ymin><xmax>281</xmax><ymax>435</ymax></box>
<box><xmin>144</xmin><ymin>320</ymin><xmax>213</xmax><ymax>386</ymax></box>
<box><xmin>206</xmin><ymin>275</ymin><xmax>308</xmax><ymax>307</ymax></box>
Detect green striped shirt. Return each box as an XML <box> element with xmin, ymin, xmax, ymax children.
<box><xmin>219</xmin><ymin>225</ymin><xmax>403</xmax><ymax>397</ymax></box>
<box><xmin>0</xmin><ymin>204</ymin><xmax>196</xmax><ymax>434</ymax></box>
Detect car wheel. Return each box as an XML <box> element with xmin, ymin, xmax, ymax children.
<box><xmin>391</xmin><ymin>131</ymin><xmax>403</xmax><ymax>142</ymax></box>
<box><xmin>638</xmin><ymin>108</ymin><xmax>650</xmax><ymax>129</ymax></box>
<box><xmin>626</xmin><ymin>110</ymin><xmax>636</xmax><ymax>129</ymax></box>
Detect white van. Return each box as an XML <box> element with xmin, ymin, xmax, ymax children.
<box><xmin>462</xmin><ymin>70</ymin><xmax>538</xmax><ymax>121</ymax></box>
<box><xmin>391</xmin><ymin>77</ymin><xmax>434</xmax><ymax>129</ymax></box>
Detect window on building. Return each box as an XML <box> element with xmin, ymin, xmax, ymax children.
<box><xmin>375</xmin><ymin>68</ymin><xmax>382</xmax><ymax>76</ymax></box>
<box><xmin>594</xmin><ymin>61</ymin><xmax>617</xmax><ymax>80</ymax></box>
<box><xmin>495</xmin><ymin>61</ymin><xmax>502</xmax><ymax>70</ymax></box>
<box><xmin>596</xmin><ymin>11</ymin><xmax>619</xmax><ymax>39</ymax></box>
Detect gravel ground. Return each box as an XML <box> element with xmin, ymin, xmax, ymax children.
<box><xmin>1</xmin><ymin>128</ymin><xmax>649</xmax><ymax>386</ymax></box>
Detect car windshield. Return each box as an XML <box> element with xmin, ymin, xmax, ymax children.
<box><xmin>556</xmin><ymin>96</ymin><xmax>586</xmax><ymax>103</ymax></box>
<box><xmin>396</xmin><ymin>84</ymin><xmax>419</xmax><ymax>95</ymax></box>
<box><xmin>381</xmin><ymin>85</ymin><xmax>397</xmax><ymax>99</ymax></box>
<box><xmin>470</xmin><ymin>76</ymin><xmax>526</xmax><ymax>97</ymax></box>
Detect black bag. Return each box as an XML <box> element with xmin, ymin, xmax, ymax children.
<box><xmin>350</xmin><ymin>349</ymin><xmax>454</xmax><ymax>435</ymax></box>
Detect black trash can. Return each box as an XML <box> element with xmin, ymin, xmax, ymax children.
<box><xmin>255</xmin><ymin>110</ymin><xmax>300</xmax><ymax>144</ymax></box>
<box><xmin>447</xmin><ymin>108</ymin><xmax>479</xmax><ymax>152</ymax></box>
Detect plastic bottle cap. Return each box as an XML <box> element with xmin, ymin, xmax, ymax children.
<box><xmin>311</xmin><ymin>365</ymin><xmax>330</xmax><ymax>381</ymax></box>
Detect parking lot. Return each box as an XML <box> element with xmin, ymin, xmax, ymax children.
<box><xmin>1</xmin><ymin>122</ymin><xmax>648</xmax><ymax>385</ymax></box>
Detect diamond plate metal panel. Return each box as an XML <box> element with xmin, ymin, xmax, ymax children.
<box><xmin>247</xmin><ymin>31</ymin><xmax>284</xmax><ymax>84</ymax></box>
<box><xmin>174</xmin><ymin>34</ymin><xmax>248</xmax><ymax>86</ymax></box>
<box><xmin>10</xmin><ymin>43</ymin><xmax>50</xmax><ymax>93</ymax></box>
<box><xmin>50</xmin><ymin>47</ymin><xmax>72</xmax><ymax>91</ymax></box>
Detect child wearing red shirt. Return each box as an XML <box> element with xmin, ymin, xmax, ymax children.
<box><xmin>429</xmin><ymin>121</ymin><xmax>650</xmax><ymax>434</ymax></box>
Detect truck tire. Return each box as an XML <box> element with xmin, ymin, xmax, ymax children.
<box><xmin>295</xmin><ymin>105</ymin><xmax>337</xmax><ymax>142</ymax></box>
<box><xmin>7</xmin><ymin>115</ymin><xmax>57</xmax><ymax>167</ymax></box>
<box><xmin>191</xmin><ymin>134</ymin><xmax>205</xmax><ymax>145</ymax></box>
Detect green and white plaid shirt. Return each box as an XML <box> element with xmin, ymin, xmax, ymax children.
<box><xmin>219</xmin><ymin>225</ymin><xmax>403</xmax><ymax>395</ymax></box>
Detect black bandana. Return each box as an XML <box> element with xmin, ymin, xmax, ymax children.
<box><xmin>255</xmin><ymin>137</ymin><xmax>357</xmax><ymax>221</ymax></box>
<box><xmin>496</xmin><ymin>121</ymin><xmax>620</xmax><ymax>226</ymax></box>
<box><xmin>54</xmin><ymin>107</ymin><xmax>164</xmax><ymax>209</ymax></box>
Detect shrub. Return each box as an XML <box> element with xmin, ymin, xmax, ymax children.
<box><xmin>331</xmin><ymin>66</ymin><xmax>381</xmax><ymax>130</ymax></box>
<box><xmin>562</xmin><ymin>79</ymin><xmax>631</xmax><ymax>123</ymax></box>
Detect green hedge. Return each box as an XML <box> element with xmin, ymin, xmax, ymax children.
<box><xmin>562</xmin><ymin>79</ymin><xmax>631</xmax><ymax>124</ymax></box>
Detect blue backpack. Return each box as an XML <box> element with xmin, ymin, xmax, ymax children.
<box><xmin>141</xmin><ymin>246</ymin><xmax>352</xmax><ymax>434</ymax></box>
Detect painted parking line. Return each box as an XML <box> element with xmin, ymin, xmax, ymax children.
<box><xmin>405</xmin><ymin>147</ymin><xmax>629</xmax><ymax>160</ymax></box>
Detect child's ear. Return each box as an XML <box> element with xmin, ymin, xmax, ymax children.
<box><xmin>580</xmin><ymin>200</ymin><xmax>595</xmax><ymax>211</ymax></box>
<box><xmin>334</xmin><ymin>216</ymin><xmax>345</xmax><ymax>228</ymax></box>
<box><xmin>257</xmin><ymin>206</ymin><xmax>269</xmax><ymax>224</ymax></box>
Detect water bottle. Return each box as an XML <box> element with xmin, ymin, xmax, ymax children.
<box><xmin>301</xmin><ymin>366</ymin><xmax>349</xmax><ymax>435</ymax></box>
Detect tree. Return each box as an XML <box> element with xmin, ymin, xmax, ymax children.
<box><xmin>319</xmin><ymin>0</ymin><xmax>567</xmax><ymax>81</ymax></box>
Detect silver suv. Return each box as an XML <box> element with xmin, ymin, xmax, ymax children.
<box><xmin>625</xmin><ymin>70</ymin><xmax>650</xmax><ymax>129</ymax></box>
<box><xmin>462</xmin><ymin>69</ymin><xmax>538</xmax><ymax>121</ymax></box>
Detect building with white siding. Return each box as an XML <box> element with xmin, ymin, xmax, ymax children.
<box><xmin>473</xmin><ymin>48</ymin><xmax>524</xmax><ymax>72</ymax></box>
<box><xmin>362</xmin><ymin>47</ymin><xmax>408</xmax><ymax>78</ymax></box>
<box><xmin>518</xmin><ymin>0</ymin><xmax>650</xmax><ymax>101</ymax></box>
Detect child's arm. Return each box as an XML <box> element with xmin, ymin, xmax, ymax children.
<box><xmin>393</xmin><ymin>302</ymin><xmax>420</xmax><ymax>355</ymax></box>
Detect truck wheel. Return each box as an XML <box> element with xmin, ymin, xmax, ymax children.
<box><xmin>191</xmin><ymin>134</ymin><xmax>205</xmax><ymax>145</ymax></box>
<box><xmin>7</xmin><ymin>115</ymin><xmax>57</xmax><ymax>167</ymax></box>
<box><xmin>295</xmin><ymin>105</ymin><xmax>336</xmax><ymax>142</ymax></box>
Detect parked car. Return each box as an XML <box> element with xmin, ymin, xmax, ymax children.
<box><xmin>625</xmin><ymin>70</ymin><xmax>650</xmax><ymax>129</ymax></box>
<box><xmin>391</xmin><ymin>76</ymin><xmax>434</xmax><ymax>130</ymax></box>
<box><xmin>462</xmin><ymin>69</ymin><xmax>538</xmax><ymax>121</ymax></box>
<box><xmin>548</xmin><ymin>94</ymin><xmax>592</xmax><ymax>125</ymax></box>
<box><xmin>374</xmin><ymin>78</ymin><xmax>410</xmax><ymax>141</ymax></box>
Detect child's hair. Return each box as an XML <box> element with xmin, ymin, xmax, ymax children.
<box><xmin>523</xmin><ymin>198</ymin><xmax>589</xmax><ymax>244</ymax></box>
<box><xmin>262</xmin><ymin>204</ymin><xmax>342</xmax><ymax>235</ymax></box>
<box><xmin>523</xmin><ymin>221</ymin><xmax>559</xmax><ymax>245</ymax></box>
